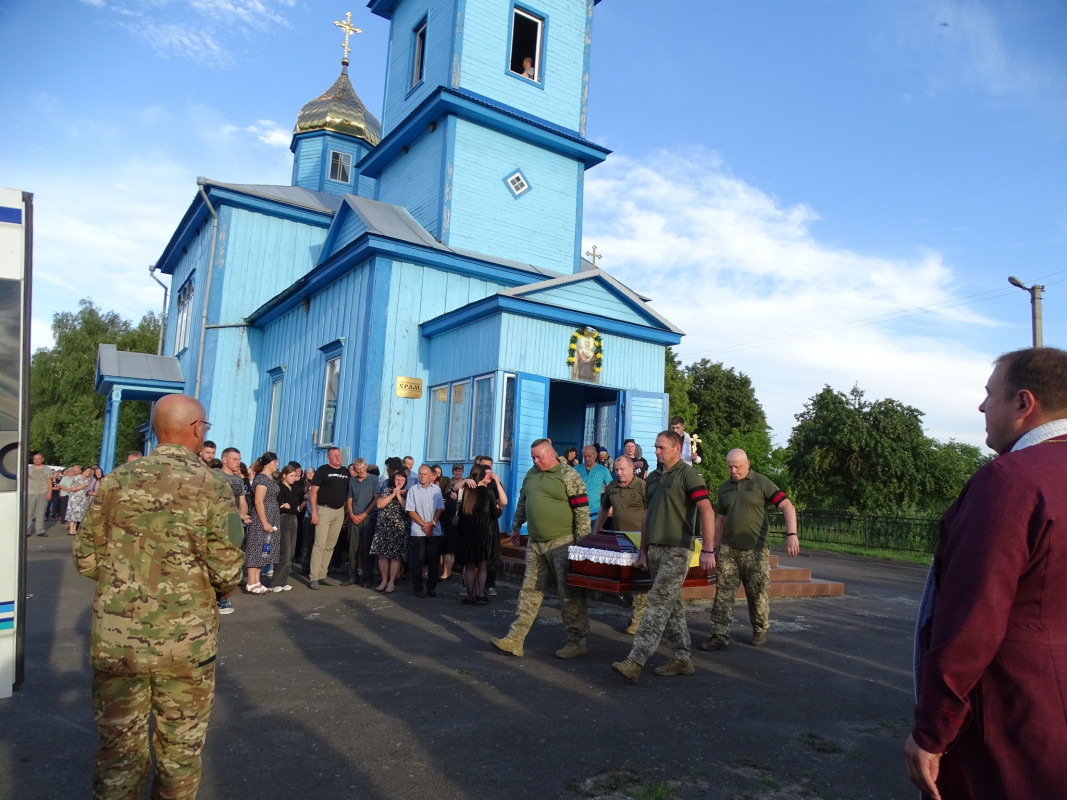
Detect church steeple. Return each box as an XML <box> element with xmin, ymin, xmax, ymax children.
<box><xmin>290</xmin><ymin>12</ymin><xmax>381</xmax><ymax>197</ymax></box>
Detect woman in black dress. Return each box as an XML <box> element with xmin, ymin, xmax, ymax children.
<box><xmin>456</xmin><ymin>464</ymin><xmax>497</xmax><ymax>604</ymax></box>
<box><xmin>244</xmin><ymin>452</ymin><xmax>280</xmax><ymax>595</ymax></box>
<box><xmin>371</xmin><ymin>469</ymin><xmax>408</xmax><ymax>593</ymax></box>
<box><xmin>271</xmin><ymin>463</ymin><xmax>304</xmax><ymax>592</ymax></box>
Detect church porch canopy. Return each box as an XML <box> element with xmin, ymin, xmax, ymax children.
<box><xmin>95</xmin><ymin>344</ymin><xmax>185</xmax><ymax>471</ymax></box>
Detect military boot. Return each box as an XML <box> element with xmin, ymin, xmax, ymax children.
<box><xmin>555</xmin><ymin>641</ymin><xmax>587</xmax><ymax>659</ymax></box>
<box><xmin>751</xmin><ymin>631</ymin><xmax>767</xmax><ymax>647</ymax></box>
<box><xmin>490</xmin><ymin>635</ymin><xmax>524</xmax><ymax>658</ymax></box>
<box><xmin>652</xmin><ymin>659</ymin><xmax>695</xmax><ymax>677</ymax></box>
<box><xmin>700</xmin><ymin>635</ymin><xmax>729</xmax><ymax>651</ymax></box>
<box><xmin>611</xmin><ymin>659</ymin><xmax>642</xmax><ymax>683</ymax></box>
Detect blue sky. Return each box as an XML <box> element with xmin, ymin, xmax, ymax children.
<box><xmin>1</xmin><ymin>0</ymin><xmax>1064</xmax><ymax>449</ymax></box>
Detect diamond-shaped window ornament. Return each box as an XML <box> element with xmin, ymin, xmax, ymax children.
<box><xmin>504</xmin><ymin>169</ymin><xmax>530</xmax><ymax>197</ymax></box>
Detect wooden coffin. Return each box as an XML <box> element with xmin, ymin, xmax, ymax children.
<box><xmin>565</xmin><ymin>531</ymin><xmax>714</xmax><ymax>595</ymax></box>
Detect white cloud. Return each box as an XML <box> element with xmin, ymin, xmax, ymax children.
<box><xmin>583</xmin><ymin>149</ymin><xmax>996</xmax><ymax>448</ymax></box>
<box><xmin>87</xmin><ymin>0</ymin><xmax>296</xmax><ymax>67</ymax></box>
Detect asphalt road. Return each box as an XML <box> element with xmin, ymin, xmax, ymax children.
<box><xmin>1</xmin><ymin>524</ymin><xmax>926</xmax><ymax>799</ymax></box>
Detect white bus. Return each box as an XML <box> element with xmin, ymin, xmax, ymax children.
<box><xmin>0</xmin><ymin>187</ymin><xmax>32</xmax><ymax>697</ymax></box>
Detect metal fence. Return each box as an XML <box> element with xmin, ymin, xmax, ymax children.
<box><xmin>769</xmin><ymin>508</ymin><xmax>940</xmax><ymax>554</ymax></box>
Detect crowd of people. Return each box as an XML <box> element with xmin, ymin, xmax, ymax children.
<box><xmin>60</xmin><ymin>346</ymin><xmax>1067</xmax><ymax>800</ymax></box>
<box><xmin>25</xmin><ymin>456</ymin><xmax>106</xmax><ymax>539</ymax></box>
<box><xmin>186</xmin><ymin>442</ymin><xmax>514</xmax><ymax>612</ymax></box>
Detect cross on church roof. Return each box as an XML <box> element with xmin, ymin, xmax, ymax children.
<box><xmin>333</xmin><ymin>11</ymin><xmax>362</xmax><ymax>65</ymax></box>
<box><xmin>585</xmin><ymin>245</ymin><xmax>603</xmax><ymax>268</ymax></box>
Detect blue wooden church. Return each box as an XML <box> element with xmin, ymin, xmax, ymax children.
<box><xmin>102</xmin><ymin>0</ymin><xmax>683</xmax><ymax>525</ymax></box>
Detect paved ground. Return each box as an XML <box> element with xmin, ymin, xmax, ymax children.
<box><xmin>1</xmin><ymin>522</ymin><xmax>926</xmax><ymax>799</ymax></box>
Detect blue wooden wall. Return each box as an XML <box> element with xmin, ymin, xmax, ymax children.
<box><xmin>498</xmin><ymin>314</ymin><xmax>664</xmax><ymax>392</ymax></box>
<box><xmin>375</xmin><ymin>124</ymin><xmax>446</xmax><ymax>237</ymax></box>
<box><xmin>446</xmin><ymin>119</ymin><xmax>580</xmax><ymax>272</ymax></box>
<box><xmin>380</xmin><ymin>0</ymin><xmax>457</xmax><ymax>134</ymax></box>
<box><xmin>457</xmin><ymin>0</ymin><xmax>592</xmax><ymax>134</ymax></box>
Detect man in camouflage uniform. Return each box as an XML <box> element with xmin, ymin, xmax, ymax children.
<box><xmin>701</xmin><ymin>448</ymin><xmax>799</xmax><ymax>651</ymax></box>
<box><xmin>490</xmin><ymin>438</ymin><xmax>591</xmax><ymax>659</ymax></box>
<box><xmin>74</xmin><ymin>394</ymin><xmax>244</xmax><ymax>799</ymax></box>
<box><xmin>612</xmin><ymin>430</ymin><xmax>714</xmax><ymax>682</ymax></box>
<box><xmin>592</xmin><ymin>455</ymin><xmax>648</xmax><ymax>634</ymax></box>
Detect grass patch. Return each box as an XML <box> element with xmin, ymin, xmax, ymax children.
<box><xmin>782</xmin><ymin>538</ymin><xmax>932</xmax><ymax>564</ymax></box>
<box><xmin>798</xmin><ymin>733</ymin><xmax>845</xmax><ymax>754</ymax></box>
<box><xmin>576</xmin><ymin>768</ymin><xmax>683</xmax><ymax>800</ymax></box>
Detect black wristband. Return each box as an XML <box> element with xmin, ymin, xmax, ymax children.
<box><xmin>785</xmin><ymin>533</ymin><xmax>798</xmax><ymax>537</ymax></box>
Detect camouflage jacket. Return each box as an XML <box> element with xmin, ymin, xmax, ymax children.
<box><xmin>74</xmin><ymin>443</ymin><xmax>245</xmax><ymax>673</ymax></box>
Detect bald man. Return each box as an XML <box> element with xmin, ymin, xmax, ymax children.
<box><xmin>702</xmin><ymin>448</ymin><xmax>798</xmax><ymax>651</ymax></box>
<box><xmin>75</xmin><ymin>394</ymin><xmax>244</xmax><ymax>799</ymax></box>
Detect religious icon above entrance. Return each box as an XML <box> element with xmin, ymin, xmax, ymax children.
<box><xmin>568</xmin><ymin>327</ymin><xmax>603</xmax><ymax>384</ymax></box>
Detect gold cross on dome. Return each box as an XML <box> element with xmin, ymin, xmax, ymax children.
<box><xmin>585</xmin><ymin>245</ymin><xmax>602</xmax><ymax>268</ymax></box>
<box><xmin>334</xmin><ymin>11</ymin><xmax>362</xmax><ymax>63</ymax></box>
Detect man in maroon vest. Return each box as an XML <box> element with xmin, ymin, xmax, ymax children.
<box><xmin>906</xmin><ymin>347</ymin><xmax>1067</xmax><ymax>799</ymax></box>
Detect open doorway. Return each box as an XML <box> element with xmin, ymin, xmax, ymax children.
<box><xmin>547</xmin><ymin>380</ymin><xmax>619</xmax><ymax>458</ymax></box>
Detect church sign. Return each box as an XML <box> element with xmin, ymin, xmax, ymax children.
<box><xmin>395</xmin><ymin>376</ymin><xmax>423</xmax><ymax>399</ymax></box>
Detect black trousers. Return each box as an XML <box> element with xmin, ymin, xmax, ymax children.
<box><xmin>407</xmin><ymin>536</ymin><xmax>442</xmax><ymax>593</ymax></box>
<box><xmin>348</xmin><ymin>516</ymin><xmax>376</xmax><ymax>582</ymax></box>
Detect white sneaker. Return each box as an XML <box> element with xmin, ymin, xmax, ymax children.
<box><xmin>272</xmin><ymin>584</ymin><xmax>292</xmax><ymax>593</ymax></box>
<box><xmin>487</xmin><ymin>587</ymin><xmax>497</xmax><ymax>596</ymax></box>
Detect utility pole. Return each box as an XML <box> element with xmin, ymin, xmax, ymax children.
<box><xmin>1008</xmin><ymin>276</ymin><xmax>1044</xmax><ymax>348</ymax></box>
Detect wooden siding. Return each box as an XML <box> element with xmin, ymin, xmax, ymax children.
<box><xmin>376</xmin><ymin>124</ymin><xmax>445</xmax><ymax>237</ymax></box>
<box><xmin>447</xmin><ymin>119</ymin><xmax>579</xmax><ymax>272</ymax></box>
<box><xmin>162</xmin><ymin>216</ymin><xmax>214</xmax><ymax>389</ymax></box>
<box><xmin>622</xmin><ymin>390</ymin><xmax>668</xmax><ymax>461</ymax></box>
<box><xmin>292</xmin><ymin>135</ymin><xmax>325</xmax><ymax>189</ymax></box>
<box><xmin>499</xmin><ymin>314</ymin><xmax>664</xmax><ymax>392</ymax></box>
<box><xmin>425</xmin><ymin>316</ymin><xmax>502</xmax><ymax>383</ymax></box>
<box><xmin>217</xmin><ymin>207</ymin><xmax>329</xmax><ymax>321</ymax></box>
<box><xmin>521</xmin><ymin>281</ymin><xmax>647</xmax><ymax>326</ymax></box>
<box><xmin>375</xmin><ymin>259</ymin><xmax>507</xmax><ymax>459</ymax></box>
<box><xmin>246</xmin><ymin>260</ymin><xmax>379</xmax><ymax>468</ymax></box>
<box><xmin>458</xmin><ymin>0</ymin><xmax>589</xmax><ymax>132</ymax></box>
<box><xmin>381</xmin><ymin>0</ymin><xmax>457</xmax><ymax>134</ymax></box>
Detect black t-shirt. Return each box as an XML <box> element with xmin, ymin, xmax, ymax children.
<box><xmin>312</xmin><ymin>463</ymin><xmax>350</xmax><ymax>509</ymax></box>
<box><xmin>632</xmin><ymin>457</ymin><xmax>649</xmax><ymax>481</ymax></box>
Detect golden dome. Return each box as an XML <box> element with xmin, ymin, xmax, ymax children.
<box><xmin>294</xmin><ymin>66</ymin><xmax>381</xmax><ymax>146</ymax></box>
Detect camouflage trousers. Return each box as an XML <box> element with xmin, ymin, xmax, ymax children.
<box><xmin>90</xmin><ymin>660</ymin><xmax>216</xmax><ymax>800</ymax></box>
<box><xmin>709</xmin><ymin>544</ymin><xmax>770</xmax><ymax>641</ymax></box>
<box><xmin>628</xmin><ymin>544</ymin><xmax>691</xmax><ymax>666</ymax></box>
<box><xmin>506</xmin><ymin>536</ymin><xmax>588</xmax><ymax>645</ymax></box>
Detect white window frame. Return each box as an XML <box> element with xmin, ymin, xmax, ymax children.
<box><xmin>510</xmin><ymin>6</ymin><xmax>544</xmax><ymax>82</ymax></box>
<box><xmin>174</xmin><ymin>277</ymin><xmax>194</xmax><ymax>353</ymax></box>
<box><xmin>267</xmin><ymin>377</ymin><xmax>284</xmax><ymax>452</ymax></box>
<box><xmin>319</xmin><ymin>356</ymin><xmax>341</xmax><ymax>447</ymax></box>
<box><xmin>329</xmin><ymin>150</ymin><xmax>352</xmax><ymax>183</ymax></box>
<box><xmin>500</xmin><ymin>373</ymin><xmax>516</xmax><ymax>462</ymax></box>
<box><xmin>470</xmin><ymin>374</ymin><xmax>495</xmax><ymax>460</ymax></box>
<box><xmin>412</xmin><ymin>18</ymin><xmax>427</xmax><ymax>88</ymax></box>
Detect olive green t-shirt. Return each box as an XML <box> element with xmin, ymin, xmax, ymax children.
<box><xmin>645</xmin><ymin>461</ymin><xmax>709</xmax><ymax>548</ymax></box>
<box><xmin>715</xmin><ymin>470</ymin><xmax>787</xmax><ymax>551</ymax></box>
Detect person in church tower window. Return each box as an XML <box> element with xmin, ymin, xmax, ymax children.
<box><xmin>522</xmin><ymin>56</ymin><xmax>535</xmax><ymax>79</ymax></box>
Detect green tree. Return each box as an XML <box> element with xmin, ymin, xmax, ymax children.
<box><xmin>664</xmin><ymin>347</ymin><xmax>696</xmax><ymax>429</ymax></box>
<box><xmin>30</xmin><ymin>299</ymin><xmax>160</xmax><ymax>468</ymax></box>
<box><xmin>923</xmin><ymin>440</ymin><xmax>992</xmax><ymax>514</ymax></box>
<box><xmin>683</xmin><ymin>359</ymin><xmax>778</xmax><ymax>490</ymax></box>
<box><xmin>786</xmin><ymin>384</ymin><xmax>974</xmax><ymax>514</ymax></box>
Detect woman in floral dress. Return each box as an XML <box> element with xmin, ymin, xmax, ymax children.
<box><xmin>64</xmin><ymin>465</ymin><xmax>93</xmax><ymax>535</ymax></box>
<box><xmin>371</xmin><ymin>469</ymin><xmax>408</xmax><ymax>593</ymax></box>
<box><xmin>243</xmin><ymin>452</ymin><xmax>280</xmax><ymax>595</ymax></box>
